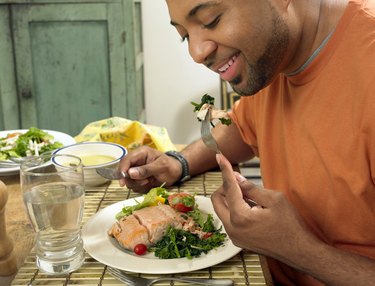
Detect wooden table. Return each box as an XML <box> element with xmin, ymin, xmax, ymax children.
<box><xmin>1</xmin><ymin>170</ymin><xmax>273</xmax><ymax>286</ymax></box>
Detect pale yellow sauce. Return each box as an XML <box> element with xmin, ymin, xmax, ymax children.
<box><xmin>80</xmin><ymin>155</ymin><xmax>115</xmax><ymax>166</ymax></box>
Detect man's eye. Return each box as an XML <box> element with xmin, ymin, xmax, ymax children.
<box><xmin>203</xmin><ymin>15</ymin><xmax>221</xmax><ymax>29</ymax></box>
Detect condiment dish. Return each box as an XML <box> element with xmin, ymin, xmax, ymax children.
<box><xmin>53</xmin><ymin>142</ymin><xmax>127</xmax><ymax>186</ymax></box>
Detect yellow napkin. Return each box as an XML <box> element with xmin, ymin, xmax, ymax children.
<box><xmin>74</xmin><ymin>117</ymin><xmax>176</xmax><ymax>152</ymax></box>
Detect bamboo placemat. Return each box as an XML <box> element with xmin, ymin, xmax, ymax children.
<box><xmin>11</xmin><ymin>171</ymin><xmax>273</xmax><ymax>286</ymax></box>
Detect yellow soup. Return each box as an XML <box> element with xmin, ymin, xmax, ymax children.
<box><xmin>80</xmin><ymin>155</ymin><xmax>116</xmax><ymax>166</ymax></box>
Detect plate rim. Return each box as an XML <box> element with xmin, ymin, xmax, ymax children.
<box><xmin>82</xmin><ymin>196</ymin><xmax>241</xmax><ymax>274</ymax></box>
<box><xmin>0</xmin><ymin>129</ymin><xmax>76</xmax><ymax>176</ymax></box>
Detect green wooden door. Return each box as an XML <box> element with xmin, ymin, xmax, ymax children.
<box><xmin>12</xmin><ymin>2</ymin><xmax>129</xmax><ymax>136</ymax></box>
<box><xmin>123</xmin><ymin>0</ymin><xmax>145</xmax><ymax>121</ymax></box>
<box><xmin>0</xmin><ymin>5</ymin><xmax>19</xmax><ymax>130</ymax></box>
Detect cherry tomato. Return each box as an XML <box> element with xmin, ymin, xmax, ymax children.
<box><xmin>133</xmin><ymin>243</ymin><xmax>147</xmax><ymax>255</ymax></box>
<box><xmin>167</xmin><ymin>193</ymin><xmax>195</xmax><ymax>213</ymax></box>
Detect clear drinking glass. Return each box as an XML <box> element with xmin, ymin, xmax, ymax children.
<box><xmin>20</xmin><ymin>154</ymin><xmax>85</xmax><ymax>275</ymax></box>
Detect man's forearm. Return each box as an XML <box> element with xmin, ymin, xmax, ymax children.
<box><xmin>181</xmin><ymin>138</ymin><xmax>218</xmax><ymax>177</ymax></box>
<box><xmin>181</xmin><ymin>123</ymin><xmax>254</xmax><ymax>177</ymax></box>
<box><xmin>288</xmin><ymin>236</ymin><xmax>375</xmax><ymax>285</ymax></box>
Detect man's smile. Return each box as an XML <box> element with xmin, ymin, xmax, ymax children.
<box><xmin>216</xmin><ymin>52</ymin><xmax>241</xmax><ymax>81</ymax></box>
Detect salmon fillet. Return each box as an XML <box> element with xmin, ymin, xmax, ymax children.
<box><xmin>108</xmin><ymin>214</ymin><xmax>150</xmax><ymax>250</ymax></box>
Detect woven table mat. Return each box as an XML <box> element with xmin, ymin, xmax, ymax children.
<box><xmin>12</xmin><ymin>172</ymin><xmax>272</xmax><ymax>286</ymax></box>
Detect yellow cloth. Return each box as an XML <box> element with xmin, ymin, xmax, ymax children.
<box><xmin>74</xmin><ymin>117</ymin><xmax>176</xmax><ymax>152</ymax></box>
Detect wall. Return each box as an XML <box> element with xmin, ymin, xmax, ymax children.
<box><xmin>142</xmin><ymin>0</ymin><xmax>221</xmax><ymax>145</ymax></box>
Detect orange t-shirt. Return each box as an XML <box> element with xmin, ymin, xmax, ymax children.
<box><xmin>230</xmin><ymin>0</ymin><xmax>375</xmax><ymax>285</ymax></box>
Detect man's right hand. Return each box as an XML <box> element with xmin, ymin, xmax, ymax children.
<box><xmin>118</xmin><ymin>146</ymin><xmax>183</xmax><ymax>193</ymax></box>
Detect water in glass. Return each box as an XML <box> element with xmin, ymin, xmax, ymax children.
<box><xmin>21</xmin><ymin>154</ymin><xmax>85</xmax><ymax>275</ymax></box>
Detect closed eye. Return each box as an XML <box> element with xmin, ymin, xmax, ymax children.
<box><xmin>203</xmin><ymin>15</ymin><xmax>221</xmax><ymax>29</ymax></box>
<box><xmin>180</xmin><ymin>14</ymin><xmax>221</xmax><ymax>43</ymax></box>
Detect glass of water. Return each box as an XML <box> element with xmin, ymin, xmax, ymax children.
<box><xmin>20</xmin><ymin>154</ymin><xmax>85</xmax><ymax>275</ymax></box>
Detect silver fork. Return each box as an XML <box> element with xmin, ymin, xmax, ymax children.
<box><xmin>107</xmin><ymin>267</ymin><xmax>234</xmax><ymax>286</ymax></box>
<box><xmin>201</xmin><ymin>109</ymin><xmax>258</xmax><ymax>207</ymax></box>
<box><xmin>201</xmin><ymin>109</ymin><xmax>221</xmax><ymax>153</ymax></box>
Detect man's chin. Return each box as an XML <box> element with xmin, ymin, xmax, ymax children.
<box><xmin>230</xmin><ymin>80</ymin><xmax>257</xmax><ymax>97</ymax></box>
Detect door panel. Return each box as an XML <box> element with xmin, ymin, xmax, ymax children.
<box><xmin>123</xmin><ymin>0</ymin><xmax>144</xmax><ymax>121</ymax></box>
<box><xmin>12</xmin><ymin>3</ymin><xmax>127</xmax><ymax>136</ymax></box>
<box><xmin>30</xmin><ymin>21</ymin><xmax>110</xmax><ymax>133</ymax></box>
<box><xmin>0</xmin><ymin>5</ymin><xmax>19</xmax><ymax>130</ymax></box>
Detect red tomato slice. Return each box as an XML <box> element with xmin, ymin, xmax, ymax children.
<box><xmin>167</xmin><ymin>193</ymin><xmax>195</xmax><ymax>213</ymax></box>
<box><xmin>172</xmin><ymin>203</ymin><xmax>193</xmax><ymax>213</ymax></box>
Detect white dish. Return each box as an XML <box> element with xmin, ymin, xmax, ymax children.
<box><xmin>0</xmin><ymin>129</ymin><xmax>76</xmax><ymax>176</ymax></box>
<box><xmin>53</xmin><ymin>142</ymin><xmax>127</xmax><ymax>186</ymax></box>
<box><xmin>82</xmin><ymin>196</ymin><xmax>241</xmax><ymax>274</ymax></box>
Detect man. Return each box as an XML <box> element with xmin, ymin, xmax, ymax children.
<box><xmin>119</xmin><ymin>0</ymin><xmax>375</xmax><ymax>285</ymax></box>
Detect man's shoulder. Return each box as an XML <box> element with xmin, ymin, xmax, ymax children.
<box><xmin>362</xmin><ymin>0</ymin><xmax>375</xmax><ymax>17</ymax></box>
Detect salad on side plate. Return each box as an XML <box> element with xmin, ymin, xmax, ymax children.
<box><xmin>0</xmin><ymin>127</ymin><xmax>63</xmax><ymax>160</ymax></box>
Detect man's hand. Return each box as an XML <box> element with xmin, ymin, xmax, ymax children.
<box><xmin>118</xmin><ymin>146</ymin><xmax>182</xmax><ymax>193</ymax></box>
<box><xmin>211</xmin><ymin>153</ymin><xmax>315</xmax><ymax>259</ymax></box>
<box><xmin>212</xmin><ymin>153</ymin><xmax>375</xmax><ymax>285</ymax></box>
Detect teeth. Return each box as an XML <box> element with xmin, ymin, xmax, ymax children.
<box><xmin>218</xmin><ymin>54</ymin><xmax>238</xmax><ymax>73</ymax></box>
<box><xmin>219</xmin><ymin>64</ymin><xmax>230</xmax><ymax>72</ymax></box>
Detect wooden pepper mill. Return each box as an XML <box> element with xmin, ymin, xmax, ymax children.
<box><xmin>0</xmin><ymin>180</ymin><xmax>17</xmax><ymax>275</ymax></box>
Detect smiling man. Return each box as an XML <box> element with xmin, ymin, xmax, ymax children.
<box><xmin>119</xmin><ymin>0</ymin><xmax>375</xmax><ymax>285</ymax></box>
<box><xmin>168</xmin><ymin>0</ymin><xmax>292</xmax><ymax>96</ymax></box>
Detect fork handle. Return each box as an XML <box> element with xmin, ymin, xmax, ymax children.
<box><xmin>155</xmin><ymin>277</ymin><xmax>234</xmax><ymax>285</ymax></box>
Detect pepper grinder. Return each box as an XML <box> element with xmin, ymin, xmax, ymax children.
<box><xmin>0</xmin><ymin>180</ymin><xmax>17</xmax><ymax>275</ymax></box>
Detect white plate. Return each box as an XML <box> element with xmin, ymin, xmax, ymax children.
<box><xmin>0</xmin><ymin>129</ymin><xmax>76</xmax><ymax>176</ymax></box>
<box><xmin>82</xmin><ymin>196</ymin><xmax>241</xmax><ymax>274</ymax></box>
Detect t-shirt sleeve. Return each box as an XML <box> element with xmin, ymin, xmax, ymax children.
<box><xmin>228</xmin><ymin>97</ymin><xmax>259</xmax><ymax>157</ymax></box>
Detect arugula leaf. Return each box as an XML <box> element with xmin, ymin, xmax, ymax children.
<box><xmin>219</xmin><ymin>117</ymin><xmax>232</xmax><ymax>126</ymax></box>
<box><xmin>191</xmin><ymin>93</ymin><xmax>215</xmax><ymax>112</ymax></box>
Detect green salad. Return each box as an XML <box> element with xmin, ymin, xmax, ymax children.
<box><xmin>0</xmin><ymin>127</ymin><xmax>63</xmax><ymax>160</ymax></box>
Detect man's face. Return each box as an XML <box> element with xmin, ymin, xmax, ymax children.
<box><xmin>167</xmin><ymin>0</ymin><xmax>290</xmax><ymax>96</ymax></box>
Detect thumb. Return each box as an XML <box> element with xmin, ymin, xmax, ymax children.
<box><xmin>128</xmin><ymin>163</ymin><xmax>155</xmax><ymax>180</ymax></box>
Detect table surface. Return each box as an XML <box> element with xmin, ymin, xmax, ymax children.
<box><xmin>1</xmin><ymin>169</ymin><xmax>273</xmax><ymax>286</ymax></box>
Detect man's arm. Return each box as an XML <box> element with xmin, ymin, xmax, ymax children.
<box><xmin>293</xmin><ymin>237</ymin><xmax>375</xmax><ymax>286</ymax></box>
<box><xmin>119</xmin><ymin>121</ymin><xmax>253</xmax><ymax>192</ymax></box>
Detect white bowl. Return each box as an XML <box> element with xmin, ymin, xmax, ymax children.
<box><xmin>53</xmin><ymin>142</ymin><xmax>127</xmax><ymax>186</ymax></box>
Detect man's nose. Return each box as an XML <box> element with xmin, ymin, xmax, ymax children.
<box><xmin>188</xmin><ymin>36</ymin><xmax>217</xmax><ymax>65</ymax></box>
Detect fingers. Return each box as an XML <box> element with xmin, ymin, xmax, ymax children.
<box><xmin>212</xmin><ymin>154</ymin><xmax>252</xmax><ymax>220</ymax></box>
<box><xmin>216</xmin><ymin>154</ymin><xmax>250</xmax><ymax>207</ymax></box>
<box><xmin>118</xmin><ymin>147</ymin><xmax>160</xmax><ymax>187</ymax></box>
<box><xmin>233</xmin><ymin>172</ymin><xmax>274</xmax><ymax>208</ymax></box>
<box><xmin>118</xmin><ymin>147</ymin><xmax>180</xmax><ymax>190</ymax></box>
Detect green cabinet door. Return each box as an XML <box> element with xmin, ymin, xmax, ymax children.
<box><xmin>123</xmin><ymin>0</ymin><xmax>145</xmax><ymax>121</ymax></box>
<box><xmin>11</xmin><ymin>1</ymin><xmax>144</xmax><ymax>136</ymax></box>
<box><xmin>0</xmin><ymin>5</ymin><xmax>19</xmax><ymax>130</ymax></box>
